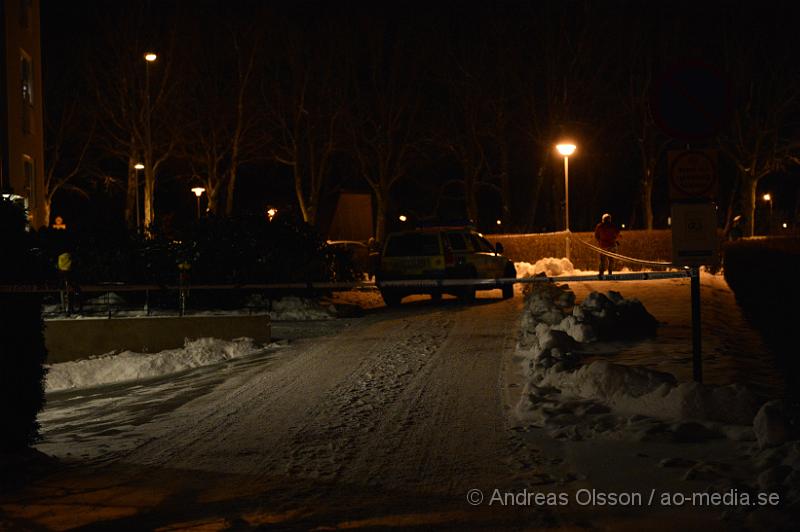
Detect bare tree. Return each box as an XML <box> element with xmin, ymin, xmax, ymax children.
<box><xmin>718</xmin><ymin>11</ymin><xmax>800</xmax><ymax>236</ymax></box>
<box><xmin>90</xmin><ymin>4</ymin><xmax>178</xmax><ymax>231</ymax></box>
<box><xmin>262</xmin><ymin>21</ymin><xmax>347</xmax><ymax>226</ymax></box>
<box><xmin>345</xmin><ymin>20</ymin><xmax>421</xmax><ymax>242</ymax></box>
<box><xmin>42</xmin><ymin>98</ymin><xmax>95</xmax><ymax>226</ymax></box>
<box><xmin>180</xmin><ymin>20</ymin><xmax>261</xmax><ymax>216</ymax></box>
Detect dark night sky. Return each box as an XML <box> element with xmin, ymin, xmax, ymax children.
<box><xmin>39</xmin><ymin>1</ymin><xmax>800</xmax><ymax>234</ymax></box>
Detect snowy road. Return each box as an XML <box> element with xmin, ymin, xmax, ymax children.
<box><xmin>3</xmin><ymin>278</ymin><xmax>792</xmax><ymax>530</ymax></box>
<box><xmin>20</xmin><ymin>293</ymin><xmax>560</xmax><ymax>529</ymax></box>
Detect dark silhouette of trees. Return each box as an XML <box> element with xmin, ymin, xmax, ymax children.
<box><xmin>89</xmin><ymin>3</ymin><xmax>178</xmax><ymax>231</ymax></box>
<box><xmin>179</xmin><ymin>13</ymin><xmax>261</xmax><ymax>216</ymax></box>
<box><xmin>263</xmin><ymin>18</ymin><xmax>348</xmax><ymax>226</ymax></box>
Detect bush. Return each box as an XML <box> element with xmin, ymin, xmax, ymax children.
<box><xmin>33</xmin><ymin>215</ymin><xmax>342</xmax><ymax>287</ymax></box>
<box><xmin>0</xmin><ymin>200</ymin><xmax>48</xmax><ymax>451</ymax></box>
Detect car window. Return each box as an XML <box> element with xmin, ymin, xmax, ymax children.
<box><xmin>469</xmin><ymin>233</ymin><xmax>495</xmax><ymax>253</ymax></box>
<box><xmin>445</xmin><ymin>232</ymin><xmax>469</xmax><ymax>251</ymax></box>
<box><xmin>384</xmin><ymin>233</ymin><xmax>441</xmax><ymax>257</ymax></box>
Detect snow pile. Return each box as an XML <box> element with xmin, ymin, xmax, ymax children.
<box><xmin>249</xmin><ymin>295</ymin><xmax>337</xmax><ymax>321</ymax></box>
<box><xmin>515</xmin><ymin>282</ymin><xmax>760</xmax><ymax>429</ymax></box>
<box><xmin>515</xmin><ymin>258</ymin><xmax>580</xmax><ymax>278</ymax></box>
<box><xmin>46</xmin><ymin>337</ymin><xmax>265</xmax><ymax>392</ymax></box>
<box><xmin>518</xmin><ymin>281</ymin><xmax>658</xmax><ymax>351</ymax></box>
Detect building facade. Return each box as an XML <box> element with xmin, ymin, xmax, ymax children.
<box><xmin>1</xmin><ymin>0</ymin><xmax>45</xmax><ymax>227</ymax></box>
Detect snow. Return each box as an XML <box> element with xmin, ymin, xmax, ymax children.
<box><xmin>512</xmin><ymin>274</ymin><xmax>800</xmax><ymax>515</ymax></box>
<box><xmin>516</xmin><ymin>257</ymin><xmax>581</xmax><ymax>277</ymax></box>
<box><xmin>45</xmin><ymin>337</ymin><xmax>274</xmax><ymax>392</ymax></box>
<box><xmin>17</xmin><ymin>268</ymin><xmax>800</xmax><ymax>528</ymax></box>
<box><xmin>515</xmin><ymin>280</ymin><xmax>760</xmax><ymax>427</ymax></box>
<box><xmin>514</xmin><ymin>257</ymin><xmax>632</xmax><ymax>278</ymax></box>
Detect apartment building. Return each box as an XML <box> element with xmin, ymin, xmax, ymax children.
<box><xmin>1</xmin><ymin>0</ymin><xmax>45</xmax><ymax>227</ymax></box>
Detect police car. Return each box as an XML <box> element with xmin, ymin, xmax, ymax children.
<box><xmin>375</xmin><ymin>226</ymin><xmax>516</xmax><ymax>306</ymax></box>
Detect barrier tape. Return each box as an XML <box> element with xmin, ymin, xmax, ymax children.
<box><xmin>0</xmin><ymin>270</ymin><xmax>692</xmax><ymax>294</ymax></box>
<box><xmin>575</xmin><ymin>238</ymin><xmax>674</xmax><ymax>267</ymax></box>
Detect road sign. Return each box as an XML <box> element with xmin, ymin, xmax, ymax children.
<box><xmin>670</xmin><ymin>202</ymin><xmax>719</xmax><ymax>267</ymax></box>
<box><xmin>668</xmin><ymin>150</ymin><xmax>718</xmax><ymax>201</ymax></box>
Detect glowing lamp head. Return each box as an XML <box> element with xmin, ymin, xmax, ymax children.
<box><xmin>763</xmin><ymin>193</ymin><xmax>771</xmax><ymax>201</ymax></box>
<box><xmin>556</xmin><ymin>143</ymin><xmax>577</xmax><ymax>156</ymax></box>
<box><xmin>783</xmin><ymin>222</ymin><xmax>788</xmax><ymax>229</ymax></box>
<box><xmin>496</xmin><ymin>219</ymin><xmax>502</xmax><ymax>225</ymax></box>
<box><xmin>144</xmin><ymin>52</ymin><xmax>158</xmax><ymax>62</ymax></box>
<box><xmin>398</xmin><ymin>214</ymin><xmax>408</xmax><ymax>222</ymax></box>
<box><xmin>266</xmin><ymin>207</ymin><xmax>277</xmax><ymax>221</ymax></box>
<box><xmin>134</xmin><ymin>163</ymin><xmax>144</xmax><ymax>170</ymax></box>
<box><xmin>191</xmin><ymin>187</ymin><xmax>206</xmax><ymax>198</ymax></box>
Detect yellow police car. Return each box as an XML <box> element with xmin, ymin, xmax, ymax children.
<box><xmin>376</xmin><ymin>227</ymin><xmax>516</xmax><ymax>306</ymax></box>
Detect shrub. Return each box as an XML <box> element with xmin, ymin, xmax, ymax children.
<box><xmin>0</xmin><ymin>200</ymin><xmax>48</xmax><ymax>451</ymax></box>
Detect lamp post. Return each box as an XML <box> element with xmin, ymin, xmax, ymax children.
<box><xmin>134</xmin><ymin>163</ymin><xmax>144</xmax><ymax>233</ymax></box>
<box><xmin>762</xmin><ymin>193</ymin><xmax>773</xmax><ymax>234</ymax></box>
<box><xmin>191</xmin><ymin>187</ymin><xmax>206</xmax><ymax>219</ymax></box>
<box><xmin>142</xmin><ymin>52</ymin><xmax>157</xmax><ymax>230</ymax></box>
<box><xmin>556</xmin><ymin>143</ymin><xmax>577</xmax><ymax>260</ymax></box>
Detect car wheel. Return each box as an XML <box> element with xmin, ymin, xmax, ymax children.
<box><xmin>381</xmin><ymin>289</ymin><xmax>403</xmax><ymax>307</ymax></box>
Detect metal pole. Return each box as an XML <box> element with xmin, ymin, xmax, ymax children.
<box><xmin>690</xmin><ymin>266</ymin><xmax>702</xmax><ymax>383</ymax></box>
<box><xmin>196</xmin><ymin>195</ymin><xmax>201</xmax><ymax>219</ymax></box>
<box><xmin>564</xmin><ymin>156</ymin><xmax>570</xmax><ymax>260</ymax></box>
<box><xmin>135</xmin><ymin>168</ymin><xmax>141</xmax><ymax>233</ymax></box>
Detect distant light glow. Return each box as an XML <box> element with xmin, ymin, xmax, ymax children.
<box><xmin>144</xmin><ymin>52</ymin><xmax>158</xmax><ymax>62</ymax></box>
<box><xmin>191</xmin><ymin>187</ymin><xmax>206</xmax><ymax>197</ymax></box>
<box><xmin>621</xmin><ymin>223</ymin><xmax>626</xmax><ymax>229</ymax></box>
<box><xmin>556</xmin><ymin>143</ymin><xmax>577</xmax><ymax>156</ymax></box>
<box><xmin>398</xmin><ymin>215</ymin><xmax>408</xmax><ymax>222</ymax></box>
<box><xmin>667</xmin><ymin>216</ymin><xmax>672</xmax><ymax>226</ymax></box>
<box><xmin>762</xmin><ymin>193</ymin><xmax>771</xmax><ymax>201</ymax></box>
<box><xmin>134</xmin><ymin>163</ymin><xmax>144</xmax><ymax>170</ymax></box>
<box><xmin>783</xmin><ymin>222</ymin><xmax>788</xmax><ymax>229</ymax></box>
<box><xmin>496</xmin><ymin>219</ymin><xmax>502</xmax><ymax>225</ymax></box>
<box><xmin>266</xmin><ymin>207</ymin><xmax>277</xmax><ymax>221</ymax></box>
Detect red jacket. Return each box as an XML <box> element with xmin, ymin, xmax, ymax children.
<box><xmin>594</xmin><ymin>221</ymin><xmax>620</xmax><ymax>248</ymax></box>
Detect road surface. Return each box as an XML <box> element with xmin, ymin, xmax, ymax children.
<box><xmin>1</xmin><ymin>281</ymin><xmax>785</xmax><ymax>530</ymax></box>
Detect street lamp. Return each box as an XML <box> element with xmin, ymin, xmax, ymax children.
<box><xmin>762</xmin><ymin>193</ymin><xmax>773</xmax><ymax>234</ymax></box>
<box><xmin>144</xmin><ymin>52</ymin><xmax>158</xmax><ymax>62</ymax></box>
<box><xmin>398</xmin><ymin>214</ymin><xmax>408</xmax><ymax>222</ymax></box>
<box><xmin>191</xmin><ymin>187</ymin><xmax>206</xmax><ymax>219</ymax></box>
<box><xmin>134</xmin><ymin>163</ymin><xmax>144</xmax><ymax>233</ymax></box>
<box><xmin>556</xmin><ymin>143</ymin><xmax>577</xmax><ymax>260</ymax></box>
<box><xmin>266</xmin><ymin>207</ymin><xmax>277</xmax><ymax>222</ymax></box>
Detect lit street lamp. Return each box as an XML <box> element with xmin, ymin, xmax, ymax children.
<box><xmin>144</xmin><ymin>52</ymin><xmax>158</xmax><ymax>62</ymax></box>
<box><xmin>266</xmin><ymin>207</ymin><xmax>277</xmax><ymax>222</ymax></box>
<box><xmin>191</xmin><ymin>187</ymin><xmax>206</xmax><ymax>219</ymax></box>
<box><xmin>398</xmin><ymin>214</ymin><xmax>408</xmax><ymax>222</ymax></box>
<box><xmin>556</xmin><ymin>143</ymin><xmax>577</xmax><ymax>260</ymax></box>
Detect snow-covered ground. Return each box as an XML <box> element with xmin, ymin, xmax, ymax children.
<box><xmin>3</xmin><ymin>270</ymin><xmax>797</xmax><ymax>529</ymax></box>
<box><xmin>511</xmin><ymin>274</ymin><xmax>799</xmax><ymax>525</ymax></box>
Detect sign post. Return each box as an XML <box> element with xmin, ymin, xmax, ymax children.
<box><xmin>667</xmin><ymin>150</ymin><xmax>719</xmax><ymax>384</ymax></box>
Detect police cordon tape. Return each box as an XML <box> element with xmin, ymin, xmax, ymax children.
<box><xmin>575</xmin><ymin>238</ymin><xmax>675</xmax><ymax>267</ymax></box>
<box><xmin>0</xmin><ymin>270</ymin><xmax>693</xmax><ymax>294</ymax></box>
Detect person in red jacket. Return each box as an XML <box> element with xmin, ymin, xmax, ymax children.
<box><xmin>594</xmin><ymin>213</ymin><xmax>620</xmax><ymax>277</ymax></box>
